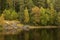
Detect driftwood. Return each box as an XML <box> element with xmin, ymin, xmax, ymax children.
<box><xmin>2</xmin><ymin>26</ymin><xmax>59</xmax><ymax>35</ymax></box>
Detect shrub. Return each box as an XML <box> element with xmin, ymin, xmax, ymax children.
<box><xmin>46</xmin><ymin>7</ymin><xmax>57</xmax><ymax>25</ymax></box>
<box><xmin>3</xmin><ymin>9</ymin><xmax>18</xmax><ymax>20</ymax></box>
<box><xmin>40</xmin><ymin>7</ymin><xmax>49</xmax><ymax>26</ymax></box>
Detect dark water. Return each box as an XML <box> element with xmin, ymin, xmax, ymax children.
<box><xmin>3</xmin><ymin>28</ymin><xmax>60</xmax><ymax>40</ymax></box>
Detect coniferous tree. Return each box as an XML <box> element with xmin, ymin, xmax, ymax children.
<box><xmin>0</xmin><ymin>0</ymin><xmax>7</xmax><ymax>13</ymax></box>
<box><xmin>54</xmin><ymin>0</ymin><xmax>60</xmax><ymax>12</ymax></box>
<box><xmin>32</xmin><ymin>0</ymin><xmax>45</xmax><ymax>8</ymax></box>
<box><xmin>18</xmin><ymin>0</ymin><xmax>25</xmax><ymax>23</ymax></box>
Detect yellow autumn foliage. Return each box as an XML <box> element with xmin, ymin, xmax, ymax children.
<box><xmin>31</xmin><ymin>6</ymin><xmax>40</xmax><ymax>25</ymax></box>
<box><xmin>0</xmin><ymin>14</ymin><xmax>5</xmax><ymax>25</ymax></box>
<box><xmin>24</xmin><ymin>7</ymin><xmax>30</xmax><ymax>23</ymax></box>
<box><xmin>32</xmin><ymin>6</ymin><xmax>40</xmax><ymax>13</ymax></box>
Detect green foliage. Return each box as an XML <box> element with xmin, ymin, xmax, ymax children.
<box><xmin>30</xmin><ymin>6</ymin><xmax>40</xmax><ymax>25</ymax></box>
<box><xmin>18</xmin><ymin>0</ymin><xmax>25</xmax><ymax>23</ymax></box>
<box><xmin>32</xmin><ymin>0</ymin><xmax>45</xmax><ymax>7</ymax></box>
<box><xmin>40</xmin><ymin>7</ymin><xmax>50</xmax><ymax>25</ymax></box>
<box><xmin>56</xmin><ymin>12</ymin><xmax>60</xmax><ymax>26</ymax></box>
<box><xmin>24</xmin><ymin>0</ymin><xmax>34</xmax><ymax>7</ymax></box>
<box><xmin>45</xmin><ymin>8</ymin><xmax>57</xmax><ymax>25</ymax></box>
<box><xmin>3</xmin><ymin>9</ymin><xmax>18</xmax><ymax>20</ymax></box>
<box><xmin>29</xmin><ymin>6</ymin><xmax>57</xmax><ymax>26</ymax></box>
<box><xmin>0</xmin><ymin>0</ymin><xmax>7</xmax><ymax>13</ymax></box>
<box><xmin>36</xmin><ymin>6</ymin><xmax>56</xmax><ymax>26</ymax></box>
<box><xmin>54</xmin><ymin>0</ymin><xmax>60</xmax><ymax>12</ymax></box>
<box><xmin>0</xmin><ymin>0</ymin><xmax>60</xmax><ymax>26</ymax></box>
<box><xmin>0</xmin><ymin>25</ymin><xmax>3</xmax><ymax>32</ymax></box>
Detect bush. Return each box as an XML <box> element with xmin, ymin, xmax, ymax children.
<box><xmin>40</xmin><ymin>7</ymin><xmax>49</xmax><ymax>26</ymax></box>
<box><xmin>39</xmin><ymin>7</ymin><xmax>57</xmax><ymax>26</ymax></box>
<box><xmin>45</xmin><ymin>8</ymin><xmax>57</xmax><ymax>25</ymax></box>
<box><xmin>3</xmin><ymin>9</ymin><xmax>18</xmax><ymax>20</ymax></box>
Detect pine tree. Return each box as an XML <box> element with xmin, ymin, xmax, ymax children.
<box><xmin>6</xmin><ymin>0</ymin><xmax>15</xmax><ymax>9</ymax></box>
<box><xmin>0</xmin><ymin>0</ymin><xmax>7</xmax><ymax>13</ymax></box>
<box><xmin>18</xmin><ymin>0</ymin><xmax>25</xmax><ymax>23</ymax></box>
<box><xmin>54</xmin><ymin>0</ymin><xmax>60</xmax><ymax>12</ymax></box>
<box><xmin>32</xmin><ymin>0</ymin><xmax>45</xmax><ymax>8</ymax></box>
<box><xmin>24</xmin><ymin>7</ymin><xmax>30</xmax><ymax>23</ymax></box>
<box><xmin>56</xmin><ymin>12</ymin><xmax>60</xmax><ymax>26</ymax></box>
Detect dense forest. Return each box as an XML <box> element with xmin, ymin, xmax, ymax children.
<box><xmin>0</xmin><ymin>0</ymin><xmax>60</xmax><ymax>40</ymax></box>
<box><xmin>0</xmin><ymin>0</ymin><xmax>60</xmax><ymax>26</ymax></box>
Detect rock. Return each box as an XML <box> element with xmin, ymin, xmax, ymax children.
<box><xmin>3</xmin><ymin>20</ymin><xmax>21</xmax><ymax>34</ymax></box>
<box><xmin>23</xmin><ymin>25</ymin><xmax>30</xmax><ymax>31</ymax></box>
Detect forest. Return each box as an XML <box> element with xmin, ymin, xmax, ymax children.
<box><xmin>0</xmin><ymin>0</ymin><xmax>60</xmax><ymax>26</ymax></box>
<box><xmin>0</xmin><ymin>0</ymin><xmax>60</xmax><ymax>40</ymax></box>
